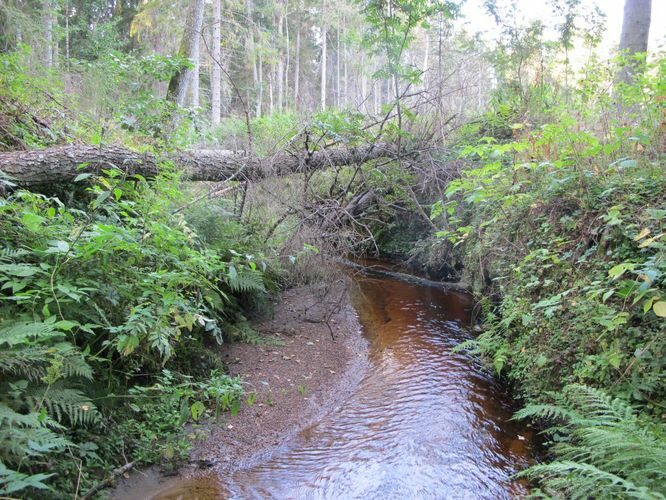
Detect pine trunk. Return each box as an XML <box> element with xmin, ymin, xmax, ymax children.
<box><xmin>167</xmin><ymin>0</ymin><xmax>205</xmax><ymax>107</ymax></box>
<box><xmin>211</xmin><ymin>0</ymin><xmax>222</xmax><ymax>124</ymax></box>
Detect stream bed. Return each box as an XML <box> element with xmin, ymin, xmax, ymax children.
<box><xmin>133</xmin><ymin>271</ymin><xmax>538</xmax><ymax>499</ymax></box>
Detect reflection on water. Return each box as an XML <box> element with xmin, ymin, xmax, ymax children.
<box><xmin>148</xmin><ymin>274</ymin><xmax>537</xmax><ymax>499</ymax></box>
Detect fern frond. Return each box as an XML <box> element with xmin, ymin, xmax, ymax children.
<box><xmin>519</xmin><ymin>461</ymin><xmax>663</xmax><ymax>500</ymax></box>
<box><xmin>226</xmin><ymin>268</ymin><xmax>265</xmax><ymax>294</ymax></box>
<box><xmin>0</xmin><ymin>460</ymin><xmax>54</xmax><ymax>495</ymax></box>
<box><xmin>513</xmin><ymin>402</ymin><xmax>583</xmax><ymax>424</ymax></box>
<box><xmin>516</xmin><ymin>384</ymin><xmax>666</xmax><ymax>497</ymax></box>
<box><xmin>1</xmin><ymin>426</ymin><xmax>72</xmax><ymax>461</ymax></box>
<box><xmin>0</xmin><ymin>247</ymin><xmax>31</xmax><ymax>261</ymax></box>
<box><xmin>23</xmin><ymin>385</ymin><xmax>101</xmax><ymax>426</ymax></box>
<box><xmin>53</xmin><ymin>342</ymin><xmax>94</xmax><ymax>380</ymax></box>
<box><xmin>0</xmin><ymin>403</ymin><xmax>40</xmax><ymax>428</ymax></box>
<box><xmin>0</xmin><ymin>346</ymin><xmax>49</xmax><ymax>380</ymax></box>
<box><xmin>0</xmin><ymin>321</ymin><xmax>63</xmax><ymax>347</ymax></box>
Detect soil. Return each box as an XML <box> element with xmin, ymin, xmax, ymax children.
<box><xmin>112</xmin><ymin>279</ymin><xmax>369</xmax><ymax>498</ymax></box>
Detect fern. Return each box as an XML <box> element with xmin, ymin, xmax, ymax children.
<box><xmin>0</xmin><ymin>461</ymin><xmax>54</xmax><ymax>495</ymax></box>
<box><xmin>23</xmin><ymin>385</ymin><xmax>101</xmax><ymax>426</ymax></box>
<box><xmin>0</xmin><ymin>346</ymin><xmax>51</xmax><ymax>381</ymax></box>
<box><xmin>0</xmin><ymin>402</ymin><xmax>40</xmax><ymax>427</ymax></box>
<box><xmin>520</xmin><ymin>461</ymin><xmax>660</xmax><ymax>499</ymax></box>
<box><xmin>225</xmin><ymin>266</ymin><xmax>266</xmax><ymax>294</ymax></box>
<box><xmin>0</xmin><ymin>321</ymin><xmax>63</xmax><ymax>347</ymax></box>
<box><xmin>1</xmin><ymin>426</ymin><xmax>72</xmax><ymax>460</ymax></box>
<box><xmin>515</xmin><ymin>384</ymin><xmax>666</xmax><ymax>498</ymax></box>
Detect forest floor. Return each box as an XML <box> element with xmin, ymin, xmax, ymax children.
<box><xmin>113</xmin><ymin>280</ymin><xmax>370</xmax><ymax>498</ymax></box>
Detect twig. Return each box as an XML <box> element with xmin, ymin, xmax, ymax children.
<box><xmin>80</xmin><ymin>461</ymin><xmax>136</xmax><ymax>500</ymax></box>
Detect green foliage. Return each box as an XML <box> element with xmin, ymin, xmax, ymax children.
<box><xmin>441</xmin><ymin>56</ymin><xmax>665</xmax><ymax>411</ymax></box>
<box><xmin>362</xmin><ymin>0</ymin><xmax>457</xmax><ymax>84</ymax></box>
<box><xmin>214</xmin><ymin>112</ymin><xmax>299</xmax><ymax>155</ymax></box>
<box><xmin>439</xmin><ymin>54</ymin><xmax>666</xmax><ymax>497</ymax></box>
<box><xmin>514</xmin><ymin>384</ymin><xmax>666</xmax><ymax>499</ymax></box>
<box><xmin>0</xmin><ymin>165</ymin><xmax>270</xmax><ymax>495</ymax></box>
<box><xmin>119</xmin><ymin>369</ymin><xmax>242</xmax><ymax>465</ymax></box>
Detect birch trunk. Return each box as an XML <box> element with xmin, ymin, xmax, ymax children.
<box><xmin>421</xmin><ymin>28</ymin><xmax>430</xmax><ymax>91</ymax></box>
<box><xmin>336</xmin><ymin>25</ymin><xmax>341</xmax><ymax>107</ymax></box>
<box><xmin>191</xmin><ymin>35</ymin><xmax>200</xmax><ymax>107</ymax></box>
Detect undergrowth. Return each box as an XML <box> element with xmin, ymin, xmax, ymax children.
<box><xmin>0</xmin><ymin>51</ymin><xmax>275</xmax><ymax>496</ymax></box>
<box><xmin>432</xmin><ymin>55</ymin><xmax>665</xmax><ymax>496</ymax></box>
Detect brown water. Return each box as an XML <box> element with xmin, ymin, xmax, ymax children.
<box><xmin>140</xmin><ymin>274</ymin><xmax>537</xmax><ymax>499</ymax></box>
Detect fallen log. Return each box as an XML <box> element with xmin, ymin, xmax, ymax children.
<box><xmin>0</xmin><ymin>143</ymin><xmax>396</xmax><ymax>185</ymax></box>
<box><xmin>337</xmin><ymin>258</ymin><xmax>469</xmax><ymax>293</ymax></box>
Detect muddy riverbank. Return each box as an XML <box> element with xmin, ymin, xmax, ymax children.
<box><xmin>113</xmin><ymin>279</ymin><xmax>369</xmax><ymax>499</ymax></box>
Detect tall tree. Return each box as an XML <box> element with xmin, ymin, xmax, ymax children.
<box><xmin>167</xmin><ymin>0</ymin><xmax>205</xmax><ymax>107</ymax></box>
<box><xmin>211</xmin><ymin>0</ymin><xmax>222</xmax><ymax>124</ymax></box>
<box><xmin>617</xmin><ymin>0</ymin><xmax>652</xmax><ymax>84</ymax></box>
<box><xmin>320</xmin><ymin>8</ymin><xmax>327</xmax><ymax>110</ymax></box>
<box><xmin>42</xmin><ymin>0</ymin><xmax>56</xmax><ymax>68</ymax></box>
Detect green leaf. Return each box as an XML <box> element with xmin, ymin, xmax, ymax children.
<box><xmin>228</xmin><ymin>265</ymin><xmax>237</xmax><ymax>280</ymax></box>
<box><xmin>21</xmin><ymin>212</ymin><xmax>44</xmax><ymax>232</ymax></box>
<box><xmin>190</xmin><ymin>401</ymin><xmax>205</xmax><ymax>421</ymax></box>
<box><xmin>608</xmin><ymin>263</ymin><xmax>635</xmax><ymax>280</ymax></box>
<box><xmin>0</xmin><ymin>264</ymin><xmax>39</xmax><ymax>277</ymax></box>
<box><xmin>653</xmin><ymin>301</ymin><xmax>666</xmax><ymax>318</ymax></box>
<box><xmin>45</xmin><ymin>240</ymin><xmax>70</xmax><ymax>254</ymax></box>
<box><xmin>74</xmin><ymin>173</ymin><xmax>93</xmax><ymax>182</ymax></box>
<box><xmin>54</xmin><ymin>320</ymin><xmax>79</xmax><ymax>331</ymax></box>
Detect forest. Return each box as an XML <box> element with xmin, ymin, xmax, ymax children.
<box><xmin>0</xmin><ymin>0</ymin><xmax>664</xmax><ymax>498</ymax></box>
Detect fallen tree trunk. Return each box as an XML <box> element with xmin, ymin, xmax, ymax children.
<box><xmin>0</xmin><ymin>143</ymin><xmax>396</xmax><ymax>185</ymax></box>
<box><xmin>337</xmin><ymin>258</ymin><xmax>469</xmax><ymax>293</ymax></box>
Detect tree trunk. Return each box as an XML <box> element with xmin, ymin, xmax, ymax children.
<box><xmin>337</xmin><ymin>259</ymin><xmax>468</xmax><ymax>293</ymax></box>
<box><xmin>343</xmin><ymin>39</ymin><xmax>348</xmax><ymax>106</ymax></box>
<box><xmin>617</xmin><ymin>0</ymin><xmax>652</xmax><ymax>85</ymax></box>
<box><xmin>211</xmin><ymin>0</ymin><xmax>222</xmax><ymax>124</ymax></box>
<box><xmin>257</xmin><ymin>51</ymin><xmax>264</xmax><ymax>117</ymax></box>
<box><xmin>294</xmin><ymin>24</ymin><xmax>301</xmax><ymax>109</ymax></box>
<box><xmin>336</xmin><ymin>24</ymin><xmax>341</xmax><ymax>107</ymax></box>
<box><xmin>191</xmin><ymin>35</ymin><xmax>200</xmax><ymax>107</ymax></box>
<box><xmin>269</xmin><ymin>69</ymin><xmax>274</xmax><ymax>114</ymax></box>
<box><xmin>320</xmin><ymin>24</ymin><xmax>327</xmax><ymax>110</ymax></box>
<box><xmin>167</xmin><ymin>0</ymin><xmax>205</xmax><ymax>106</ymax></box>
<box><xmin>246</xmin><ymin>0</ymin><xmax>260</xmax><ymax>118</ymax></box>
<box><xmin>276</xmin><ymin>4</ymin><xmax>284</xmax><ymax>112</ymax></box>
<box><xmin>0</xmin><ymin>144</ymin><xmax>397</xmax><ymax>186</ymax></box>
<box><xmin>43</xmin><ymin>0</ymin><xmax>55</xmax><ymax>68</ymax></box>
<box><xmin>421</xmin><ymin>28</ymin><xmax>430</xmax><ymax>91</ymax></box>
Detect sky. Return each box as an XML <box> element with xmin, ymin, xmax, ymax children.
<box><xmin>457</xmin><ymin>0</ymin><xmax>665</xmax><ymax>53</ymax></box>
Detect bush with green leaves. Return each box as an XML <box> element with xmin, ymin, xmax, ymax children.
<box><xmin>434</xmin><ymin>55</ymin><xmax>665</xmax><ymax>496</ymax></box>
<box><xmin>441</xmin><ymin>55</ymin><xmax>665</xmax><ymax>408</ymax></box>
<box><xmin>0</xmin><ymin>166</ymin><xmax>270</xmax><ymax>496</ymax></box>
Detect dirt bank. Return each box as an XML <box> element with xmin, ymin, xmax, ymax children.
<box><xmin>113</xmin><ymin>279</ymin><xmax>369</xmax><ymax>498</ymax></box>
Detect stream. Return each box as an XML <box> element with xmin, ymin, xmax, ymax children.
<box><xmin>131</xmin><ymin>269</ymin><xmax>538</xmax><ymax>499</ymax></box>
